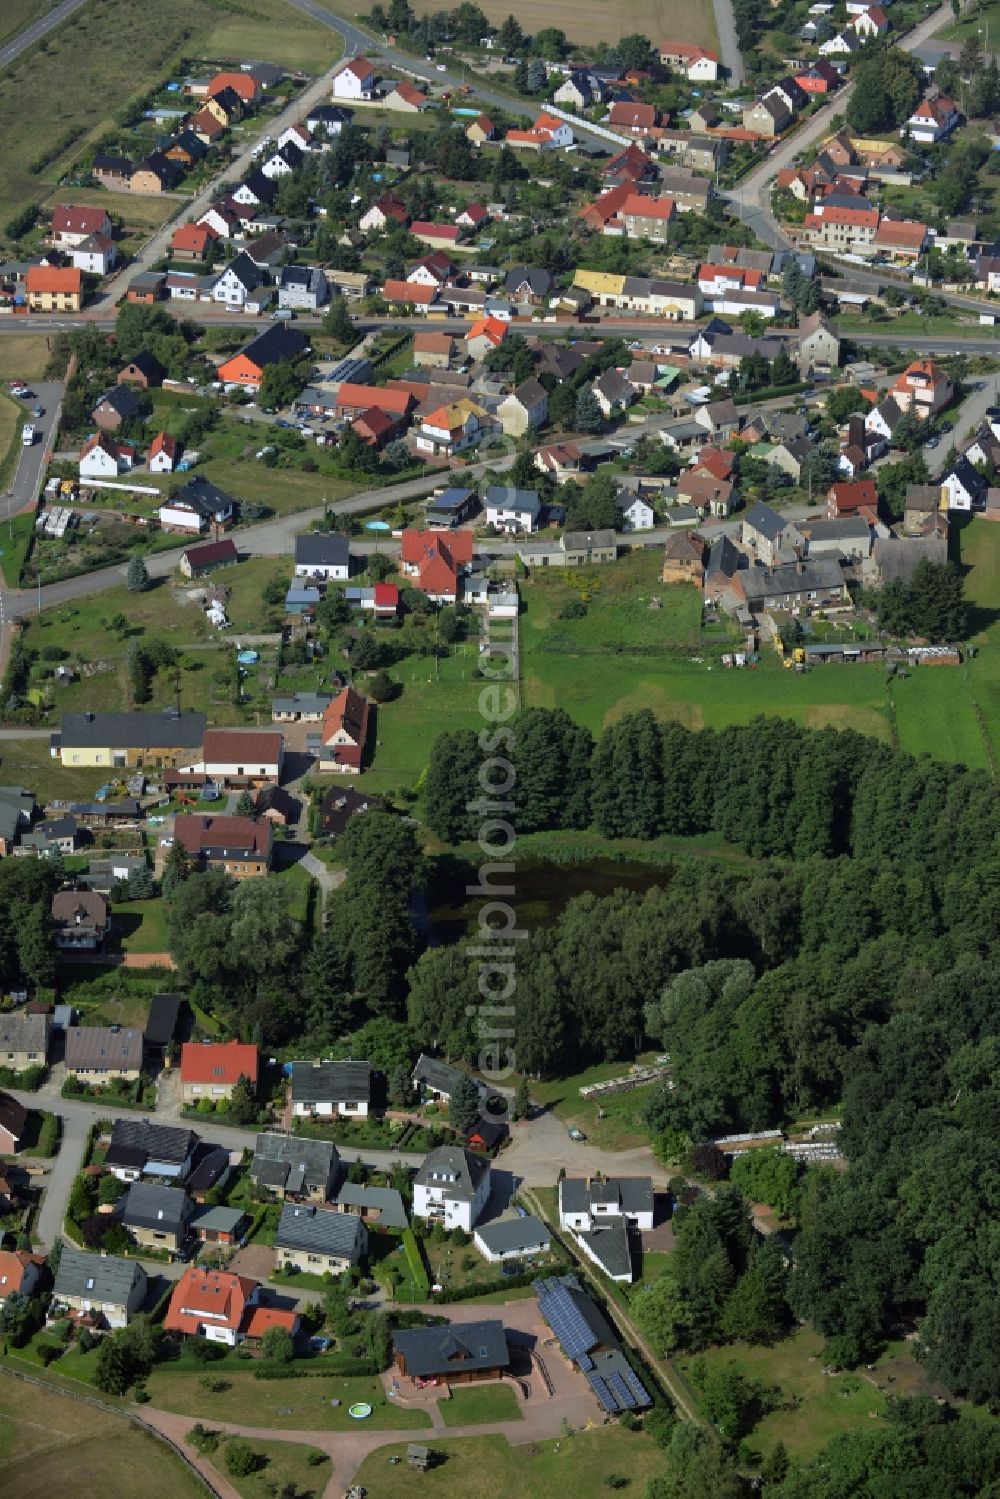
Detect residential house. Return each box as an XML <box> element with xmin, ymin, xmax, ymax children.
<box><xmin>854</xmin><ymin>3</ymin><xmax>889</xmax><ymax>37</ymax></box>
<box><xmin>250</xmin><ymin>1132</ymin><xmax>339</xmax><ymax>1201</ymax></box>
<box><xmin>212</xmin><ymin>250</ymin><xmax>268</xmax><ymax>310</ymax></box>
<box><xmin>740</xmin><ymin>558</ymin><xmax>848</xmax><ymax>616</ymax></box>
<box><xmin>0</xmin><ymin>1011</ymin><xmax>49</xmax><ymax>1073</ymax></box>
<box><xmin>591</xmin><ymin>368</ymin><xmax>634</xmax><ymax>420</ymax></box>
<box><xmin>827</xmin><ymin>478</ymin><xmax>878</xmax><ymax>517</ymax></box>
<box><xmin>333</xmin><ymin>56</ymin><xmax>378</xmax><ymax>100</ymax></box>
<box><xmin>426</xmin><ymin>486</ymin><xmax>477</xmax><ymax>526</ymax></box>
<box><xmin>474</xmin><ymin>1216</ymin><xmax>551</xmax><ymax>1263</ymax></box>
<box><xmin>497</xmin><ymin>378</ymin><xmax>548</xmax><ymax>437</ymax></box>
<box><xmin>796</xmin><ymin>59</ymin><xmax>841</xmax><ymax>94</ymax></box>
<box><xmin>79</xmin><ymin>432</ymin><xmax>135</xmax><ymax>479</ymax></box>
<box><xmin>52</xmin><ymin>891</ymin><xmax>109</xmax><ymax>953</ymax></box>
<box><xmin>173</xmin><ymin>813</ymin><xmax>273</xmax><ymax>878</ymax></box>
<box><xmin>745</xmin><ymin>94</ymin><xmax>791</xmax><ymax>137</ymax></box>
<box><xmin>413</xmin><ymin>331</ymin><xmax>456</xmax><ymax>368</ymax></box>
<box><xmin>617</xmin><ymin>491</ymin><xmax>656</xmax><ymax>531</ymax></box>
<box><xmin>306</xmin><ymin>103</ymin><xmax>354</xmax><ymax>134</ymax></box>
<box><xmin>941</xmin><ymin>456</ymin><xmax>987</xmax><ymax>512</ymax></box>
<box><xmin>275</xmin><ymin>1202</ymin><xmax>367</xmax><ymax>1273</ymax></box>
<box><xmin>656</xmin><ymin>169</ymin><xmax>713</xmax><ymax>215</ymax></box>
<box><xmin>466</xmin><ymin>113</ymin><xmax>496</xmax><ymax>144</ymax></box>
<box><xmin>413</xmin><ymin>1146</ymin><xmax>491</xmax><ymax>1233</ymax></box>
<box><xmin>294</xmin><ymin>531</ymin><xmax>350</xmax><ymax>581</ymax></box>
<box><xmin>92</xmin><ymin>384</ymin><xmax>142</xmax><ymax>432</ymax></box>
<box><xmin>319</xmin><ymin>785</ymin><xmax>371</xmax><ymax>838</ymax></box>
<box><xmin>658</xmin><ymin>42</ymin><xmax>719</xmax><ymax>80</ymax></box>
<box><xmin>797</xmin><ymin>311</ymin><xmax>841</xmax><ymax>374</ymax></box>
<box><xmin>278</xmin><ymin>264</ymin><xmax>328</xmax><ymax>311</ymax></box>
<box><xmin>178</xmin><ymin>538</ymin><xmax>238</xmax><ymax>578</ymax></box>
<box><xmin>180</xmin><ymin>1040</ymin><xmax>259</xmax><ymax>1104</ymax></box>
<box><xmin>330</xmin><ymin>1182</ymin><xmax>408</xmax><ymax>1229</ymax></box>
<box><xmin>315</xmin><ymin>686</ymin><xmax>370</xmax><ymax>773</ymax></box>
<box><xmin>662</xmin><ymin>530</ymin><xmax>707</xmax><ymax>586</ymax></box>
<box><xmin>465</xmin><ymin>315</ymin><xmax>507</xmax><ymax>359</ymax></box>
<box><xmin>164</xmin><ymin>1266</ymin><xmax>298</xmax><ymax>1347</ymax></box>
<box><xmin>290</xmin><ymin>1060</ymin><xmax>373</xmax><ymax>1119</ymax></box>
<box><xmin>608</xmin><ymin>101</ymin><xmax>659</xmax><ymax>134</ymax></box>
<box><xmin>203</xmin><ymin>87</ymin><xmax>244</xmax><ymax>126</ymax></box>
<box><xmin>260</xmin><ymin>140</ymin><xmax>304</xmax><ymax>179</ymax></box>
<box><xmin>504</xmin><ymin>266</ymin><xmax>552</xmax><ymax>304</ymax></box>
<box><xmin>410</xmin><ymin>221</ymin><xmax>462</xmax><ymax>252</ymax></box>
<box><xmin>399</xmin><ymin>529</ymin><xmax>473</xmax><ymax>602</ymax></box>
<box><xmin>384</xmin><ymin>80</ymin><xmax>428</xmax><ymax>112</ymax></box>
<box><xmin>535</xmin><ymin>440</ymin><xmax>589</xmax><ymax>484</ymax></box>
<box><xmin>64</xmin><ymin>1023</ymin><xmax>139</xmax><ymax>1078</ymax></box>
<box><xmin>555</xmin><ymin>71</ymin><xmax>605</xmax><ymax>109</ymax></box>
<box><xmin>561</xmin><ymin>529</ymin><xmax>618</xmax><ymax>565</ymax></box>
<box><xmin>217</xmin><ymin>325</ymin><xmax>308</xmax><ymax>392</ymax></box>
<box><xmin>820</xmin><ymin>27</ymin><xmax>863</xmax><ymax>55</ymax></box>
<box><xmin>559</xmin><ymin>1176</ymin><xmax>655</xmax><ymax>1233</ymax></box>
<box><xmin>71</xmin><ymin>234</ymin><xmax>116</xmax><ymax>275</ymax></box>
<box><xmin>92</xmin><ymin>155</ymin><xmax>133</xmax><ymax>190</ymax></box>
<box><xmin>54</xmin><ymin>707</ymin><xmax>207</xmax><ymax>770</ymax></box>
<box><xmin>678</xmin><ymin>471</ymin><xmax>735</xmax><ymax>517</ymax></box>
<box><xmin>120</xmin><ymin>1182</ymin><xmax>194</xmax><ymax>1253</ymax></box>
<box><xmin>165</xmin><ymin>130</ymin><xmax>208</xmax><ymax>169</ymax></box>
<box><xmin>803</xmin><ymin>205</ymin><xmax>880</xmax><ymax>251</ymax></box>
<box><xmin>0</xmin><ymin>1249</ymin><xmax>42</xmax><ymax>1305</ymax></box>
<box><xmin>50</xmin><ymin>203</ymin><xmax>112</xmax><ymax>246</ymax></box>
<box><xmin>392</xmin><ymin>1321</ymin><xmax>510</xmax><ymax>1385</ymax></box>
<box><xmin>0</xmin><ymin>1093</ymin><xmax>26</xmax><ymax>1155</ymax></box>
<box><xmin>619</xmin><ymin>194</ymin><xmax>676</xmax><ymax>241</ymax></box>
<box><xmin>800</xmin><ymin>515</ymin><xmax>872</xmax><ymax>559</ymax></box>
<box><xmin>24</xmin><ymin>266</ymin><xmax>82</xmax><ymax>312</ymax></box>
<box><xmin>335</xmin><ymin>383</ymin><xmax>412</xmax><ymax>422</ymax></box>
<box><xmin>413</xmin><ymin>1058</ymin><xmax>479</xmax><ymax>1105</ymax></box>
<box><xmin>484</xmin><ymin>485</ymin><xmax>543</xmax><ymax>533</ymax></box>
<box><xmin>104</xmin><ymin>1119</ymin><xmax>198</xmax><ymax>1183</ymax></box>
<box><xmin>873</xmin><ymin>218</ymin><xmax>928</xmax><ymax>259</ymax></box>
<box><xmin>51</xmin><ymin>1247</ymin><xmax>146</xmax><ymax>1329</ymax></box>
<box><xmin>196</xmin><ymin>728</ymin><xmax>284</xmax><ymax>786</ymax></box>
<box><xmin>190</xmin><ymin>108</ymin><xmax>226</xmax><ymax>144</ymax></box>
<box><xmin>416</xmin><ymin>398</ymin><xmax>496</xmax><ymax>458</ymax></box>
<box><xmin>207</xmin><ymin>69</ymin><xmax>260</xmax><ymax>105</ymax></box>
<box><xmin>158</xmin><ymin>475</ymin><xmax>236</xmax><ymax>533</ymax></box>
<box><xmin>382</xmin><ymin>278</ymin><xmax>437</xmax><ymax>311</ymax></box>
<box><xmin>130</xmin><ymin>152</ymin><xmax>183</xmax><ymax>194</ymax></box>
<box><xmin>890</xmin><ymin>359</ymin><xmax>953</xmax><ymax>420</ymax></box>
<box><xmin>743</xmin><ymin>501</ymin><xmax>802</xmax><ymax>565</ymax></box>
<box><xmin>904</xmin><ymin>483</ymin><xmax>945</xmax><ymax>534</ymax></box>
<box><xmin>359</xmin><ymin>192</ymin><xmax>409</xmax><ymax>233</ymax></box>
<box><xmin>904</xmin><ymin>90</ymin><xmax>960</xmax><ymax>143</ymax></box>
<box><xmin>865</xmin><ymin>395</ymin><xmax>905</xmax><ymax>444</ymax></box>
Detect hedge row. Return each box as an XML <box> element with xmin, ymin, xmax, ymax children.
<box><xmin>401</xmin><ymin>1228</ymin><xmax>431</xmax><ymax>1298</ymax></box>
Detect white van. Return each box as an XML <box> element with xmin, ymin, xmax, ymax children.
<box><xmin>21</xmin><ymin>424</ymin><xmax>35</xmax><ymax>446</ymax></box>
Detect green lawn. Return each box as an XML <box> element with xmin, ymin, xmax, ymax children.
<box><xmin>530</xmin><ymin>1052</ymin><xmax>678</xmax><ymax>1152</ymax></box>
<box><xmin>75</xmin><ymin>990</ymin><xmax>151</xmax><ymax>1029</ymax></box>
<box><xmin>0</xmin><ymin>509</ymin><xmax>34</xmax><ymax>588</ymax></box>
<box><xmin>112</xmin><ymin>897</ymin><xmax>170</xmax><ymax>954</ymax></box>
<box><xmin>141</xmin><ymin>1367</ymin><xmax>432</xmax><ymax>1432</ymax></box>
<box><xmin>0</xmin><ymin>335</ymin><xmax>57</xmax><ymax>381</ymax></box>
<box><xmin>352</xmin><ymin>1428</ymin><xmax>668</xmax><ymax>1499</ymax></box>
<box><xmin>438</xmin><ymin>1383</ymin><xmax>522</xmax><ymax>1426</ymax></box>
<box><xmin>522</xmin><ymin>550</ymin><xmax>707</xmax><ymax>653</ymax></box>
<box><xmin>211</xmin><ymin>1438</ymin><xmax>330</xmax><ymax>1499</ymax></box>
<box><xmin>361</xmin><ymin>646</ymin><xmax>488</xmax><ymax>796</ymax></box>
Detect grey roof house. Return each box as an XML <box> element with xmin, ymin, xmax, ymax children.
<box><xmin>392</xmin><ymin>1319</ymin><xmax>510</xmax><ymax>1382</ymax></box>
<box><xmin>250</xmin><ymin>1132</ymin><xmax>339</xmax><ymax>1201</ymax></box>
<box><xmin>473</xmin><ymin>1214</ymin><xmax>551</xmax><ymax>1262</ymax></box>
<box><xmin>104</xmin><ymin>1119</ymin><xmax>198</xmax><ymax>1182</ymax></box>
<box><xmin>119</xmin><ymin>1181</ymin><xmax>194</xmax><ymax>1249</ymax></box>
<box><xmin>275</xmin><ymin>1201</ymin><xmax>367</xmax><ymax>1269</ymax></box>
<box><xmin>52</xmin><ymin>1246</ymin><xmax>147</xmax><ymax>1328</ymax></box>
<box><xmin>64</xmin><ymin>1024</ymin><xmax>141</xmax><ymax>1078</ymax></box>
<box><xmin>290</xmin><ymin>1059</ymin><xmax>373</xmax><ymax>1118</ymax></box>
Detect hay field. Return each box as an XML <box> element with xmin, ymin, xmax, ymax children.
<box><xmin>410</xmin><ymin>0</ymin><xmax>718</xmax><ymax>47</ymax></box>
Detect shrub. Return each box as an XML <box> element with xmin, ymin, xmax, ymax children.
<box><xmin>225</xmin><ymin>1440</ymin><xmax>262</xmax><ymax>1478</ymax></box>
<box><xmin>188</xmin><ymin>1424</ymin><xmax>220</xmax><ymax>1455</ymax></box>
<box><xmin>559</xmin><ymin>596</ymin><xmax>588</xmax><ymax>619</ymax></box>
<box><xmin>37</xmin><ymin>1344</ymin><xmax>61</xmax><ymax>1366</ymax></box>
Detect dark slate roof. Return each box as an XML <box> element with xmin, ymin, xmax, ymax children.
<box><xmin>250</xmin><ymin>1132</ymin><xmax>338</xmax><ymax>1193</ymax></box>
<box><xmin>239</xmin><ymin>322</ymin><xmax>309</xmax><ymax>369</ymax></box>
<box><xmin>291</xmin><ymin>1059</ymin><xmax>372</xmax><ymax>1105</ymax></box>
<box><xmin>744</xmin><ymin>501</ymin><xmax>787</xmax><ymax>542</ymax></box>
<box><xmin>414</xmin><ymin>1145</ymin><xmax>490</xmax><ymax>1203</ymax></box>
<box><xmin>53</xmin><ymin>1246</ymin><xmax>143</xmax><ymax>1305</ymax></box>
<box><xmin>120</xmin><ymin>1181</ymin><xmax>193</xmax><ymax>1233</ymax></box>
<box><xmin>186</xmin><ymin>1142</ymin><xmax>232</xmax><ymax>1194</ymax></box>
<box><xmin>392</xmin><ymin>1320</ymin><xmax>509</xmax><ymax>1378</ymax></box>
<box><xmin>474</xmin><ymin>1215</ymin><xmax>551</xmax><ymax>1255</ymax></box>
<box><xmin>578</xmin><ymin>1222</ymin><xmax>633</xmax><ymax>1279</ymax></box>
<box><xmin>105</xmin><ymin>1118</ymin><xmax>196</xmax><ymax>1169</ymax></box>
<box><xmin>144</xmin><ymin>992</ymin><xmax>182</xmax><ymax>1048</ymax></box>
<box><xmin>167</xmin><ymin>475</ymin><xmax>237</xmax><ymax>519</ymax></box>
<box><xmin>96</xmin><ymin>385</ymin><xmax>142</xmax><ymax>418</ymax></box>
<box><xmin>224</xmin><ymin>249</ymin><xmax>267</xmax><ymax>292</ymax></box>
<box><xmin>123</xmin><ymin>350</ymin><xmax>164</xmax><ymax>381</ymax></box>
<box><xmin>60</xmin><ymin>709</ymin><xmax>206</xmax><ymax>751</ymax></box>
<box><xmin>275</xmin><ymin>1202</ymin><xmax>365</xmax><ymax>1256</ymax></box>
<box><xmin>504</xmin><ymin>266</ymin><xmax>551</xmax><ymax>297</ymax></box>
<box><xmin>412</xmin><ymin>1052</ymin><xmax>466</xmax><ymax>1096</ymax></box>
<box><xmin>741</xmin><ymin>558</ymin><xmax>845</xmax><ymax>600</ymax></box>
<box><xmin>294</xmin><ymin>532</ymin><xmax>350</xmax><ymax>567</ymax></box>
<box><xmin>331</xmin><ymin>1182</ymin><xmax>408</xmax><ymax>1228</ymax></box>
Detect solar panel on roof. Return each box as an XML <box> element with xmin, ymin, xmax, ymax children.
<box><xmin>587</xmin><ymin>1373</ymin><xmax>617</xmax><ymax>1412</ymax></box>
<box><xmin>577</xmin><ymin>1352</ymin><xmax>594</xmax><ymax>1372</ymax></box>
<box><xmin>623</xmin><ymin>1367</ymin><xmax>652</xmax><ymax>1406</ymax></box>
<box><xmin>607</xmin><ymin>1371</ymin><xmax>638</xmax><ymax>1409</ymax></box>
<box><xmin>540</xmin><ymin>1286</ymin><xmax>598</xmax><ymax>1360</ymax></box>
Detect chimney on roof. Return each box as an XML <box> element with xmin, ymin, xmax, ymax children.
<box><xmin>796</xmin><ymin>559</ymin><xmax>804</xmax><ymax>575</ymax></box>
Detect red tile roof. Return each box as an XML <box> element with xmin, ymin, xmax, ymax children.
<box><xmin>828</xmin><ymin>479</ymin><xmax>877</xmax><ymax>512</ymax></box>
<box><xmin>410</xmin><ymin>221</ymin><xmax>460</xmax><ymax>242</ymax></box>
<box><xmin>25</xmin><ymin>266</ymin><xmax>82</xmax><ymax>295</ymax></box>
<box><xmin>621</xmin><ymin>193</ymin><xmax>675</xmax><ymax>220</ymax></box>
<box><xmin>180</xmin><ymin>1040</ymin><xmax>259</xmax><ymax>1086</ymax></box>
<box><xmin>172</xmin><ymin>223</ymin><xmax>216</xmax><ymax>255</ymax></box>
<box><xmin>51</xmin><ymin>204</ymin><xmax>109</xmax><ymax>236</ymax></box>
<box><xmin>383</xmin><ymin>278</ymin><xmax>437</xmax><ymax>304</ymax></box>
<box><xmin>202</xmin><ymin>728</ymin><xmax>283</xmax><ymax>766</ymax></box>
<box><xmin>163</xmin><ymin>1267</ymin><xmax>257</xmax><ymax>1336</ymax></box>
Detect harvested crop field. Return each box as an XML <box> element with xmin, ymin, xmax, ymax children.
<box><xmin>410</xmin><ymin>0</ymin><xmax>718</xmax><ymax>47</ymax></box>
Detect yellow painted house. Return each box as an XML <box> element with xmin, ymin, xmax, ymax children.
<box><xmin>55</xmin><ymin>709</ymin><xmax>207</xmax><ymax>770</ymax></box>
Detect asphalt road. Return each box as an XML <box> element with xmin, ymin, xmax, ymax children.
<box><xmin>3</xmin><ymin>380</ymin><xmax>63</xmax><ymax>521</ymax></box>
<box><xmin>712</xmin><ymin>0</ymin><xmax>745</xmax><ymax>87</ymax></box>
<box><xmin>0</xmin><ymin>0</ymin><xmax>88</xmax><ymax>70</ymax></box>
<box><xmin>925</xmin><ymin>372</ymin><xmax>999</xmax><ymax>476</ymax></box>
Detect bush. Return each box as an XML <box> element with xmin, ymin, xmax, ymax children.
<box><xmin>225</xmin><ymin>1440</ymin><xmax>263</xmax><ymax>1478</ymax></box>
<box><xmin>559</xmin><ymin>596</ymin><xmax>588</xmax><ymax>619</ymax></box>
<box><xmin>35</xmin><ymin>1112</ymin><xmax>59</xmax><ymax>1155</ymax></box>
<box><xmin>37</xmin><ymin>1344</ymin><xmax>61</xmax><ymax>1366</ymax></box>
<box><xmin>188</xmin><ymin>1424</ymin><xmax>220</xmax><ymax>1455</ymax></box>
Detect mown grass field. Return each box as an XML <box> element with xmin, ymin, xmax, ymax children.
<box><xmin>41</xmin><ymin>185</ymin><xmax>182</xmax><ymax>233</ymax></box>
<box><xmin>0</xmin><ymin>0</ymin><xmax>341</xmax><ymax>222</ymax></box>
<box><xmin>210</xmin><ymin>1438</ymin><xmax>330</xmax><ymax>1499</ymax></box>
<box><xmin>141</xmin><ymin>1367</ymin><xmax>431</xmax><ymax>1431</ymax></box>
<box><xmin>438</xmin><ymin>1383</ymin><xmax>522</xmax><ymax>1426</ymax></box>
<box><xmin>0</xmin><ymin>334</ymin><xmax>56</xmax><ymax>380</ymax></box>
<box><xmin>0</xmin><ymin>1376</ymin><xmax>206</xmax><ymax>1499</ymax></box>
<box><xmin>352</xmin><ymin>1428</ymin><xmax>668</xmax><ymax>1499</ymax></box>
<box><xmin>0</xmin><ymin>0</ymin><xmax>58</xmax><ymax>47</ymax></box>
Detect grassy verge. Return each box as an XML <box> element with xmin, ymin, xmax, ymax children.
<box><xmin>208</xmin><ymin>1438</ymin><xmax>330</xmax><ymax>1499</ymax></box>
<box><xmin>141</xmin><ymin>1366</ymin><xmax>432</xmax><ymax>1431</ymax></box>
<box><xmin>438</xmin><ymin>1383</ymin><xmax>522</xmax><ymax>1426</ymax></box>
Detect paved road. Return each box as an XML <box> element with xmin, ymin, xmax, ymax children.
<box><xmin>0</xmin><ymin>0</ymin><xmax>88</xmax><ymax>70</ymax></box>
<box><xmin>2</xmin><ymin>379</ymin><xmax>63</xmax><ymax>523</ymax></box>
<box><xmin>926</xmin><ymin>373</ymin><xmax>999</xmax><ymax>476</ymax></box>
<box><xmin>712</xmin><ymin>0</ymin><xmax>745</xmax><ymax>86</ymax></box>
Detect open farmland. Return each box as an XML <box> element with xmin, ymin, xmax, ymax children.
<box><xmin>0</xmin><ymin>1376</ymin><xmax>206</xmax><ymax>1499</ymax></box>
<box><xmin>408</xmin><ymin>0</ymin><xmax>718</xmax><ymax>47</ymax></box>
<box><xmin>0</xmin><ymin>0</ymin><xmax>341</xmax><ymax>222</ymax></box>
<box><xmin>0</xmin><ymin>0</ymin><xmax>60</xmax><ymax>47</ymax></box>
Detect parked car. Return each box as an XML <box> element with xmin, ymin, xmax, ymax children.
<box><xmin>567</xmin><ymin>1126</ymin><xmax>586</xmax><ymax>1141</ymax></box>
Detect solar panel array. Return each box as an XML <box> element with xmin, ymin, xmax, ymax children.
<box><xmin>586</xmin><ymin>1363</ymin><xmax>652</xmax><ymax>1413</ymax></box>
<box><xmin>577</xmin><ymin>1352</ymin><xmax>594</xmax><ymax>1372</ymax></box>
<box><xmin>587</xmin><ymin>1372</ymin><xmax>618</xmax><ymax>1412</ymax></box>
<box><xmin>535</xmin><ymin>1281</ymin><xmax>598</xmax><ymax>1360</ymax></box>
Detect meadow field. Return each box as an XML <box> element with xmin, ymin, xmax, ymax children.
<box><xmin>0</xmin><ymin>1376</ymin><xmax>206</xmax><ymax>1499</ymax></box>
<box><xmin>0</xmin><ymin>0</ymin><xmax>59</xmax><ymax>47</ymax></box>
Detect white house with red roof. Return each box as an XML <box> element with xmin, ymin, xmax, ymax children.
<box><xmin>333</xmin><ymin>55</ymin><xmax>378</xmax><ymax>100</ymax></box>
<box><xmin>890</xmin><ymin>359</ymin><xmax>953</xmax><ymax>419</ymax></box>
<box><xmin>164</xmin><ymin>1266</ymin><xmax>299</xmax><ymax>1348</ymax></box>
<box><xmin>853</xmin><ymin>4</ymin><xmax>889</xmax><ymax>38</ymax></box>
<box><xmin>359</xmin><ymin>191</ymin><xmax>409</xmax><ymax>233</ymax></box>
<box><xmin>148</xmin><ymin>430</ymin><xmax>180</xmax><ymax>473</ymax></box>
<box><xmin>180</xmin><ymin>1040</ymin><xmax>259</xmax><ymax>1104</ymax></box>
<box><xmin>657</xmin><ymin>42</ymin><xmax>719</xmax><ymax>80</ymax></box>
<box><xmin>410</xmin><ymin>220</ymin><xmax>463</xmax><ymax>250</ymax></box>
<box><xmin>456</xmin><ymin>201</ymin><xmax>489</xmax><ymax>231</ymax></box>
<box><xmin>197</xmin><ymin>727</ymin><xmax>285</xmax><ymax>783</ymax></box>
<box><xmin>465</xmin><ymin>315</ymin><xmax>507</xmax><ymax>359</ymax></box>
<box><xmin>79</xmin><ymin>432</ymin><xmax>136</xmax><ymax>479</ymax></box>
<box><xmin>50</xmin><ymin>203</ymin><xmax>112</xmax><ymax>247</ymax></box>
<box><xmin>400</xmin><ymin>529</ymin><xmax>474</xmax><ymax>602</ymax></box>
<box><xmin>416</xmin><ymin>398</ymin><xmax>496</xmax><ymax>459</ymax></box>
<box><xmin>903</xmin><ymin>90</ymin><xmax>960</xmax><ymax>144</ymax></box>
